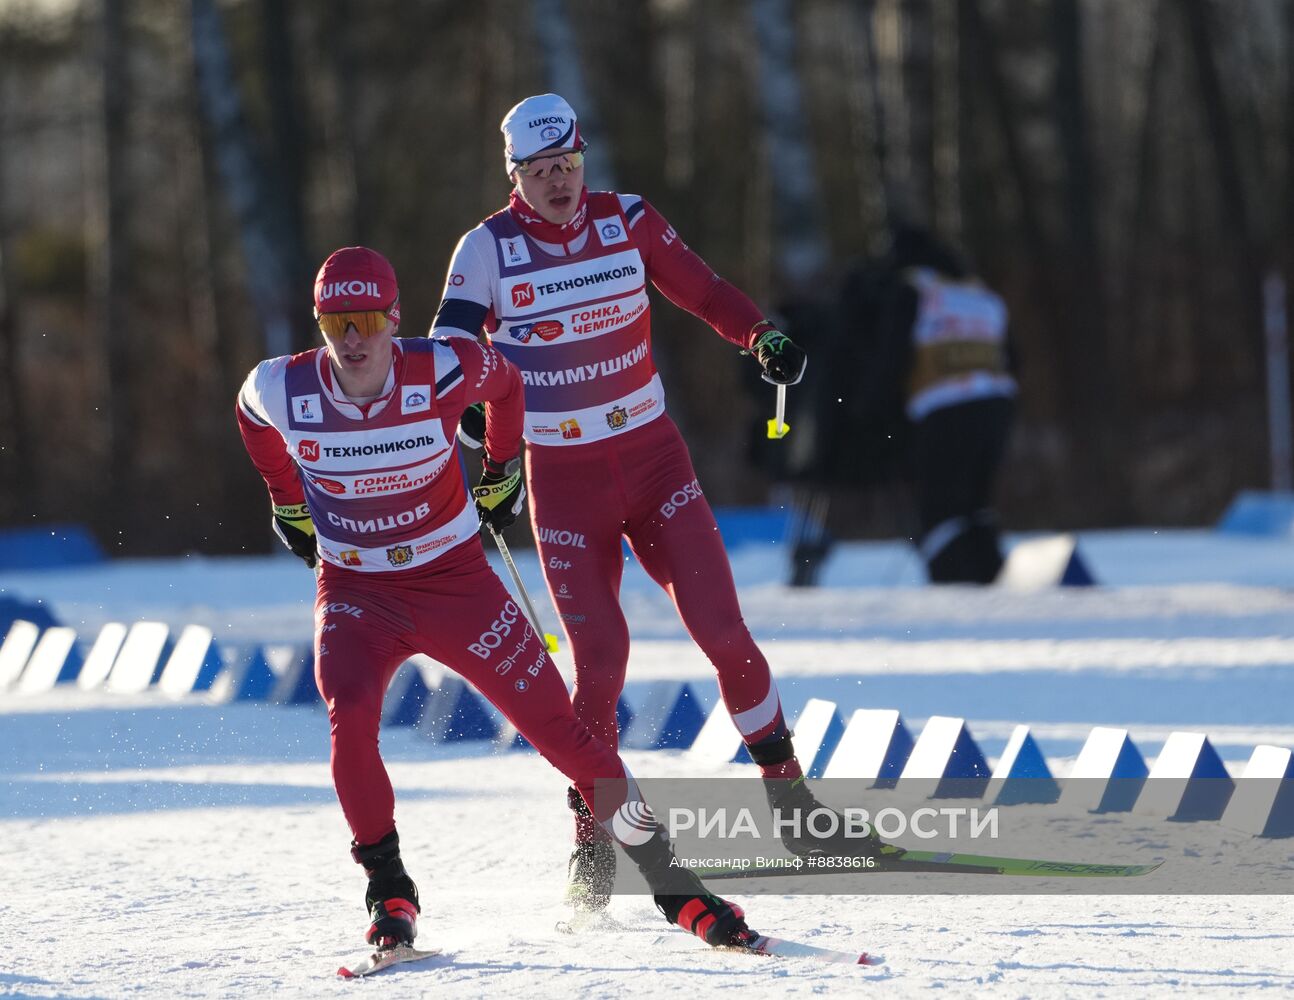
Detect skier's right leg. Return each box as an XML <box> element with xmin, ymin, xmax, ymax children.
<box><xmin>525</xmin><ymin>442</ymin><xmax>635</xmax><ymax>908</ymax></box>
<box><xmin>420</xmin><ymin>552</ymin><xmax>755</xmax><ymax>947</ymax></box>
<box><xmin>313</xmin><ymin>570</ymin><xmax>421</xmax><ymax>946</ymax></box>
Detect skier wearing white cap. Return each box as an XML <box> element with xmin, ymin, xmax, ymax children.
<box><xmin>432</xmin><ymin>95</ymin><xmax>868</xmax><ymax>916</ymax></box>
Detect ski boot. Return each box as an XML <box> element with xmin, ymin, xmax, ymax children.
<box><xmin>622</xmin><ymin>829</ymin><xmax>755</xmax><ymax>948</ymax></box>
<box><xmin>352</xmin><ymin>830</ymin><xmax>421</xmax><ymax>947</ymax></box>
<box><xmin>747</xmin><ymin>730</ymin><xmax>892</xmax><ymax>860</ymax></box>
<box><xmin>765</xmin><ymin>774</ymin><xmax>893</xmax><ymax>860</ymax></box>
<box><xmin>565</xmin><ymin>786</ymin><xmax>617</xmax><ymax>912</ymax></box>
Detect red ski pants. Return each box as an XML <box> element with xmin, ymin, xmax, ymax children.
<box><xmin>313</xmin><ymin>538</ymin><xmax>633</xmax><ymax>847</ymax></box>
<box><xmin>526</xmin><ymin>415</ymin><xmax>786</xmax><ymax>753</ymax></box>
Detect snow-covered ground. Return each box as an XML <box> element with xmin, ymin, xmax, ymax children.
<box><xmin>3</xmin><ymin>529</ymin><xmax>1294</xmax><ymax>997</ymax></box>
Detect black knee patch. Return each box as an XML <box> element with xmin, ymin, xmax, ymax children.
<box><xmin>746</xmin><ymin>731</ymin><xmax>795</xmax><ymax>767</ymax></box>
<box><xmin>351</xmin><ymin>828</ymin><xmax>400</xmax><ymax>869</ymax></box>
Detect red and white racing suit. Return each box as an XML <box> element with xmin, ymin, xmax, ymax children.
<box><xmin>236</xmin><ymin>336</ymin><xmax>656</xmax><ymax>848</ymax></box>
<box><xmin>431</xmin><ymin>189</ymin><xmax>794</xmax><ymax>758</ymax></box>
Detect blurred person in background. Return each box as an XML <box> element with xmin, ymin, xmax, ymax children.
<box><xmin>431</xmin><ymin>93</ymin><xmax>874</xmax><ymax>914</ymax></box>
<box><xmin>837</xmin><ymin>226</ymin><xmax>1018</xmax><ymax>584</ymax></box>
<box><xmin>235</xmin><ymin>246</ymin><xmax>767</xmax><ymax>954</ymax></box>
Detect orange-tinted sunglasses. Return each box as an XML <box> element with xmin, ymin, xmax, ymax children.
<box><xmin>315</xmin><ymin>301</ymin><xmax>399</xmax><ymax>340</ymax></box>
<box><xmin>512</xmin><ymin>145</ymin><xmax>587</xmax><ymax>180</ymax></box>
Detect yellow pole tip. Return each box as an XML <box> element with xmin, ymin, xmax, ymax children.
<box><xmin>766</xmin><ymin>418</ymin><xmax>791</xmax><ymax>439</ymax></box>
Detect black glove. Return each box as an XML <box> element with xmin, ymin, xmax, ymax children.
<box><xmin>751</xmin><ymin>324</ymin><xmax>807</xmax><ymax>386</ymax></box>
<box><xmin>471</xmin><ymin>456</ymin><xmax>526</xmax><ymax>533</ymax></box>
<box><xmin>458</xmin><ymin>401</ymin><xmax>485</xmax><ymax>450</ymax></box>
<box><xmin>272</xmin><ymin>502</ymin><xmax>317</xmax><ymax>569</ymax></box>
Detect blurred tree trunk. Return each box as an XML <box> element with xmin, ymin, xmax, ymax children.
<box><xmin>748</xmin><ymin>0</ymin><xmax>829</xmax><ymax>296</ymax></box>
<box><xmin>853</xmin><ymin>0</ymin><xmax>894</xmax><ymax>227</ymax></box>
<box><xmin>1128</xmin><ymin>3</ymin><xmax>1164</xmax><ymax>302</ymax></box>
<box><xmin>1051</xmin><ymin>0</ymin><xmax>1126</xmax><ymax>518</ymax></box>
<box><xmin>654</xmin><ymin>0</ymin><xmax>696</xmax><ymax>197</ymax></box>
<box><xmin>260</xmin><ymin>0</ymin><xmax>311</xmax><ymax>351</ymax></box>
<box><xmin>190</xmin><ymin>0</ymin><xmax>293</xmax><ymax>359</ymax></box>
<box><xmin>1286</xmin><ymin>0</ymin><xmax>1294</xmax><ymax>303</ymax></box>
<box><xmin>319</xmin><ymin>0</ymin><xmax>367</xmax><ymax>244</ymax></box>
<box><xmin>900</xmin><ymin>0</ymin><xmax>934</xmax><ymax>227</ymax></box>
<box><xmin>0</xmin><ymin>23</ymin><xmax>26</xmax><ymax>521</ymax></box>
<box><xmin>529</xmin><ymin>0</ymin><xmax>615</xmax><ymax>192</ymax></box>
<box><xmin>99</xmin><ymin>0</ymin><xmax>136</xmax><ymax>519</ymax></box>
<box><xmin>929</xmin><ymin>0</ymin><xmax>960</xmax><ymax>240</ymax></box>
<box><xmin>965</xmin><ymin>0</ymin><xmax>1047</xmax><ymax>276</ymax></box>
<box><xmin>1181</xmin><ymin>0</ymin><xmax>1262</xmax><ymax>362</ymax></box>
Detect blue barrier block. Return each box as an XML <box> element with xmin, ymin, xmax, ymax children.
<box><xmin>1060</xmin><ymin>727</ymin><xmax>1149</xmax><ymax>813</ymax></box>
<box><xmin>220</xmin><ymin>645</ymin><xmax>278</xmax><ymax>701</ymax></box>
<box><xmin>0</xmin><ymin>524</ymin><xmax>104</xmax><ymax>569</ymax></box>
<box><xmin>899</xmin><ymin>716</ymin><xmax>991</xmax><ymax>798</ymax></box>
<box><xmin>988</xmin><ymin>726</ymin><xmax>1061</xmax><ymax>804</ymax></box>
<box><xmin>273</xmin><ymin>646</ymin><xmax>319</xmax><ymax>706</ymax></box>
<box><xmin>624</xmin><ymin>682</ymin><xmax>706</xmax><ymax>750</ymax></box>
<box><xmin>420</xmin><ymin>675</ymin><xmax>498</xmax><ymax>742</ymax></box>
<box><xmin>1217</xmin><ymin>490</ymin><xmax>1294</xmax><ymax>537</ymax></box>
<box><xmin>999</xmin><ymin>535</ymin><xmax>1096</xmax><ymax>588</ymax></box>
<box><xmin>0</xmin><ymin>595</ymin><xmax>61</xmax><ymax>635</ymax></box>
<box><xmin>712</xmin><ymin>506</ymin><xmax>793</xmax><ymax>549</ymax></box>
<box><xmin>383</xmin><ymin>662</ymin><xmax>434</xmax><ymax>727</ymax></box>
<box><xmin>823</xmin><ymin>709</ymin><xmax>915</xmax><ymax>787</ymax></box>
<box><xmin>1222</xmin><ymin>746</ymin><xmax>1294</xmax><ymax>838</ymax></box>
<box><xmin>1134</xmin><ymin>732</ymin><xmax>1234</xmax><ymax>821</ymax></box>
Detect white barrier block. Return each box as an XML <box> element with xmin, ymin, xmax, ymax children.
<box><xmin>987</xmin><ymin>725</ymin><xmax>1061</xmax><ymax>804</ymax></box>
<box><xmin>791</xmin><ymin>698</ymin><xmax>847</xmax><ymax>778</ymax></box>
<box><xmin>105</xmin><ymin>622</ymin><xmax>171</xmax><ymax>693</ymax></box>
<box><xmin>0</xmin><ymin>620</ymin><xmax>41</xmax><ymax>691</ymax></box>
<box><xmin>1133</xmin><ymin>731</ymin><xmax>1234</xmax><ymax>821</ymax></box>
<box><xmin>16</xmin><ymin>627</ymin><xmax>81</xmax><ymax>693</ymax></box>
<box><xmin>898</xmin><ymin>716</ymin><xmax>990</xmax><ymax>799</ymax></box>
<box><xmin>157</xmin><ymin>625</ymin><xmax>225</xmax><ymax>697</ymax></box>
<box><xmin>1058</xmin><ymin>727</ymin><xmax>1148</xmax><ymax>813</ymax></box>
<box><xmin>823</xmin><ymin>709</ymin><xmax>914</xmax><ymax>786</ymax></box>
<box><xmin>1221</xmin><ymin>745</ymin><xmax>1294</xmax><ymax>838</ymax></box>
<box><xmin>77</xmin><ymin>623</ymin><xmax>129</xmax><ymax>690</ymax></box>
<box><xmin>689</xmin><ymin>703</ymin><xmax>753</xmax><ymax>766</ymax></box>
<box><xmin>998</xmin><ymin>534</ymin><xmax>1096</xmax><ymax>589</ymax></box>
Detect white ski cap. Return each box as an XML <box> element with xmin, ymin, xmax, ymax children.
<box><xmin>501</xmin><ymin>93</ymin><xmax>582</xmax><ymax>173</ymax></box>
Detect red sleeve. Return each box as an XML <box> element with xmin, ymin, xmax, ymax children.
<box><xmin>633</xmin><ymin>200</ymin><xmax>768</xmax><ymax>350</ymax></box>
<box><xmin>440</xmin><ymin>337</ymin><xmax>524</xmax><ymax>466</ymax></box>
<box><xmin>235</xmin><ymin>403</ymin><xmax>304</xmax><ymax>507</ymax></box>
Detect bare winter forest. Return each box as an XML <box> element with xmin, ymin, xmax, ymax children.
<box><xmin>0</xmin><ymin>0</ymin><xmax>1290</xmax><ymax>554</ymax></box>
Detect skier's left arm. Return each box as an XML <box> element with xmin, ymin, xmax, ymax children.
<box><xmin>630</xmin><ymin>197</ymin><xmax>806</xmax><ymax>385</ymax></box>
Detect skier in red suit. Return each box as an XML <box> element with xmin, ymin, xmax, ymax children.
<box><xmin>431</xmin><ymin>94</ymin><xmax>858</xmax><ymax>912</ymax></box>
<box><xmin>237</xmin><ymin>245</ymin><xmax>761</xmax><ymax>951</ymax></box>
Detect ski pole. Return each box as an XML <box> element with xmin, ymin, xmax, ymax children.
<box><xmin>766</xmin><ymin>383</ymin><xmax>790</xmax><ymax>439</ymax></box>
<box><xmin>488</xmin><ymin>525</ymin><xmax>560</xmax><ymax>653</ymax></box>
